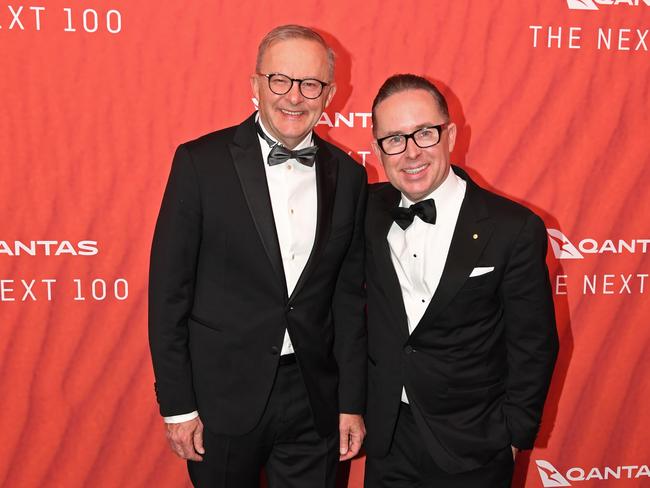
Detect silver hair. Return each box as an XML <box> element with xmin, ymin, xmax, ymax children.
<box><xmin>256</xmin><ymin>24</ymin><xmax>335</xmax><ymax>81</ymax></box>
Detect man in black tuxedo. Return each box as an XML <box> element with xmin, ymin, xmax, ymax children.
<box><xmin>148</xmin><ymin>25</ymin><xmax>367</xmax><ymax>488</ymax></box>
<box><xmin>363</xmin><ymin>74</ymin><xmax>558</xmax><ymax>487</ymax></box>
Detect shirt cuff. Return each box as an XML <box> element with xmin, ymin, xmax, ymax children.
<box><xmin>163</xmin><ymin>411</ymin><xmax>199</xmax><ymax>423</ymax></box>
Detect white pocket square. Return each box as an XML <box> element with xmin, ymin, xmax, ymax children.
<box><xmin>469</xmin><ymin>266</ymin><xmax>494</xmax><ymax>278</ymax></box>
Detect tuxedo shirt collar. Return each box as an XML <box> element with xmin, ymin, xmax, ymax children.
<box><xmin>255</xmin><ymin>112</ymin><xmax>314</xmax><ymax>154</ymax></box>
<box><xmin>399</xmin><ymin>166</ymin><xmax>466</xmax><ymax>218</ymax></box>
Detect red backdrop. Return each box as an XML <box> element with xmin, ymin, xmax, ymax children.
<box><xmin>1</xmin><ymin>1</ymin><xmax>649</xmax><ymax>487</ymax></box>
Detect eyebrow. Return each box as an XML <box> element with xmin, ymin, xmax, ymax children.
<box><xmin>380</xmin><ymin>123</ymin><xmax>437</xmax><ymax>137</ymax></box>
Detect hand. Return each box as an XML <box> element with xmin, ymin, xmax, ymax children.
<box><xmin>511</xmin><ymin>445</ymin><xmax>519</xmax><ymax>461</ymax></box>
<box><xmin>165</xmin><ymin>416</ymin><xmax>205</xmax><ymax>461</ymax></box>
<box><xmin>339</xmin><ymin>413</ymin><xmax>366</xmax><ymax>461</ymax></box>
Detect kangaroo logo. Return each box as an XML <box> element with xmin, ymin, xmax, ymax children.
<box><xmin>536</xmin><ymin>460</ymin><xmax>572</xmax><ymax>487</ymax></box>
<box><xmin>547</xmin><ymin>229</ymin><xmax>584</xmax><ymax>259</ymax></box>
<box><xmin>567</xmin><ymin>0</ymin><xmax>599</xmax><ymax>9</ymax></box>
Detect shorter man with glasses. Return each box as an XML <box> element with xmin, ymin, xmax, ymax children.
<box><xmin>149</xmin><ymin>25</ymin><xmax>367</xmax><ymax>487</ymax></box>
<box><xmin>363</xmin><ymin>74</ymin><xmax>558</xmax><ymax>487</ymax></box>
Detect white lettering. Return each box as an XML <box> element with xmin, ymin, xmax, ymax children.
<box><xmin>598</xmin><ymin>28</ymin><xmax>612</xmax><ymax>50</ymax></box>
<box><xmin>78</xmin><ymin>240</ymin><xmax>99</xmax><ymax>255</ymax></box>
<box><xmin>30</xmin><ymin>6</ymin><xmax>44</xmax><ymax>30</ymax></box>
<box><xmin>636</xmin><ymin>29</ymin><xmax>649</xmax><ymax>50</ymax></box>
<box><xmin>579</xmin><ymin>238</ymin><xmax>599</xmax><ymax>253</ymax></box>
<box><xmin>8</xmin><ymin>5</ymin><xmax>24</xmax><ymax>30</ymax></box>
<box><xmin>548</xmin><ymin>26</ymin><xmax>563</xmax><ymax>48</ymax></box>
<box><xmin>599</xmin><ymin>239</ymin><xmax>617</xmax><ymax>253</ymax></box>
<box><xmin>618</xmin><ymin>28</ymin><xmax>632</xmax><ymax>51</ymax></box>
<box><xmin>639</xmin><ymin>274</ymin><xmax>648</xmax><ymax>293</ymax></box>
<box><xmin>636</xmin><ymin>465</ymin><xmax>650</xmax><ymax>477</ymax></box>
<box><xmin>106</xmin><ymin>10</ymin><xmax>122</xmax><ymax>34</ymax></box>
<box><xmin>619</xmin><ymin>274</ymin><xmax>632</xmax><ymax>293</ymax></box>
<box><xmin>584</xmin><ymin>275</ymin><xmax>597</xmax><ymax>294</ymax></box>
<box><xmin>622</xmin><ymin>466</ymin><xmax>638</xmax><ymax>477</ymax></box>
<box><xmin>586</xmin><ymin>467</ymin><xmax>604</xmax><ymax>480</ymax></box>
<box><xmin>43</xmin><ymin>279</ymin><xmax>55</xmax><ymax>300</ymax></box>
<box><xmin>602</xmin><ymin>274</ymin><xmax>615</xmax><ymax>294</ymax></box>
<box><xmin>335</xmin><ymin>112</ymin><xmax>354</xmax><ymax>128</ymax></box>
<box><xmin>556</xmin><ymin>274</ymin><xmax>568</xmax><ymax>295</ymax></box>
<box><xmin>530</xmin><ymin>25</ymin><xmax>543</xmax><ymax>48</ymax></box>
<box><xmin>567</xmin><ymin>467</ymin><xmax>585</xmax><ymax>481</ymax></box>
<box><xmin>1</xmin><ymin>280</ymin><xmax>15</xmax><ymax>301</ymax></box>
<box><xmin>21</xmin><ymin>280</ymin><xmax>36</xmax><ymax>301</ymax></box>
<box><xmin>55</xmin><ymin>241</ymin><xmax>77</xmax><ymax>256</ymax></box>
<box><xmin>569</xmin><ymin>27</ymin><xmax>582</xmax><ymax>49</ymax></box>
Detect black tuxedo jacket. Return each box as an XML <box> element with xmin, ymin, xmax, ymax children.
<box><xmin>149</xmin><ymin>113</ymin><xmax>367</xmax><ymax>437</ymax></box>
<box><xmin>364</xmin><ymin>166</ymin><xmax>558</xmax><ymax>473</ymax></box>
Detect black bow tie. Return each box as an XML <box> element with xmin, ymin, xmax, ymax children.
<box><xmin>256</xmin><ymin>121</ymin><xmax>318</xmax><ymax>167</ymax></box>
<box><xmin>391</xmin><ymin>199</ymin><xmax>437</xmax><ymax>230</ymax></box>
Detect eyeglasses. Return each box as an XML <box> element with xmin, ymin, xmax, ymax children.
<box><xmin>258</xmin><ymin>73</ymin><xmax>329</xmax><ymax>99</ymax></box>
<box><xmin>376</xmin><ymin>124</ymin><xmax>447</xmax><ymax>155</ymax></box>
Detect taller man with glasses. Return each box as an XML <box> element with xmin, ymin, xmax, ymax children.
<box><xmin>149</xmin><ymin>25</ymin><xmax>367</xmax><ymax>488</ymax></box>
<box><xmin>363</xmin><ymin>74</ymin><xmax>558</xmax><ymax>487</ymax></box>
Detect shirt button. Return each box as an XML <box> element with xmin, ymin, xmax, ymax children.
<box><xmin>421</xmin><ymin>299</ymin><xmax>425</xmax><ymax>303</ymax></box>
<box><xmin>290</xmin><ymin>209</ymin><xmax>294</xmax><ymax>215</ymax></box>
<box><xmin>287</xmin><ymin>164</ymin><xmax>293</xmax><ymax>171</ymax></box>
<box><xmin>413</xmin><ymin>254</ymin><xmax>417</xmax><ymax>258</ymax></box>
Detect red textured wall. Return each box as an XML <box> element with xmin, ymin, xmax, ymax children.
<box><xmin>1</xmin><ymin>1</ymin><xmax>648</xmax><ymax>486</ymax></box>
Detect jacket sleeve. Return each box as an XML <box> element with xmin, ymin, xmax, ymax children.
<box><xmin>148</xmin><ymin>144</ymin><xmax>202</xmax><ymax>417</ymax></box>
<box><xmin>500</xmin><ymin>212</ymin><xmax>559</xmax><ymax>449</ymax></box>
<box><xmin>332</xmin><ymin>167</ymin><xmax>368</xmax><ymax>414</ymax></box>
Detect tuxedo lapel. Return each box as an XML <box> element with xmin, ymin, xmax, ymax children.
<box><xmin>229</xmin><ymin>114</ymin><xmax>288</xmax><ymax>298</ymax></box>
<box><xmin>289</xmin><ymin>134</ymin><xmax>337</xmax><ymax>302</ymax></box>
<box><xmin>370</xmin><ymin>185</ymin><xmax>410</xmax><ymax>341</ymax></box>
<box><xmin>416</xmin><ymin>168</ymin><xmax>493</xmax><ymax>327</ymax></box>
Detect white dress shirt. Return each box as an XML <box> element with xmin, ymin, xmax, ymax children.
<box><xmin>386</xmin><ymin>169</ymin><xmax>466</xmax><ymax>404</ymax></box>
<box><xmin>164</xmin><ymin>117</ymin><xmax>318</xmax><ymax>423</ymax></box>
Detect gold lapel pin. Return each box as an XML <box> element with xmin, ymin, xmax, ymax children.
<box><xmin>472</xmin><ymin>233</ymin><xmax>479</xmax><ymax>240</ymax></box>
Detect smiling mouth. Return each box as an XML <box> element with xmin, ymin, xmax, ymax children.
<box><xmin>403</xmin><ymin>164</ymin><xmax>427</xmax><ymax>175</ymax></box>
<box><xmin>281</xmin><ymin>109</ymin><xmax>304</xmax><ymax>116</ymax></box>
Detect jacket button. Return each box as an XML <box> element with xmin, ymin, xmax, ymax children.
<box><xmin>404</xmin><ymin>345</ymin><xmax>415</xmax><ymax>354</ymax></box>
<box><xmin>270</xmin><ymin>346</ymin><xmax>280</xmax><ymax>355</ymax></box>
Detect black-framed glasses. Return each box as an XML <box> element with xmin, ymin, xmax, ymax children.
<box><xmin>258</xmin><ymin>73</ymin><xmax>329</xmax><ymax>99</ymax></box>
<box><xmin>376</xmin><ymin>124</ymin><xmax>447</xmax><ymax>155</ymax></box>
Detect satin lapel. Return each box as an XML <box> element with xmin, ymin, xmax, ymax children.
<box><xmin>289</xmin><ymin>135</ymin><xmax>337</xmax><ymax>302</ymax></box>
<box><xmin>370</xmin><ymin>185</ymin><xmax>410</xmax><ymax>341</ymax></box>
<box><xmin>229</xmin><ymin>114</ymin><xmax>288</xmax><ymax>298</ymax></box>
<box><xmin>416</xmin><ymin>173</ymin><xmax>493</xmax><ymax>327</ymax></box>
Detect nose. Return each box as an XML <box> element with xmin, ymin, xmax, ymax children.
<box><xmin>404</xmin><ymin>137</ymin><xmax>422</xmax><ymax>159</ymax></box>
<box><xmin>286</xmin><ymin>81</ymin><xmax>304</xmax><ymax>104</ymax></box>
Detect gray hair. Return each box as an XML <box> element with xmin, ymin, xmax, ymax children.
<box><xmin>256</xmin><ymin>24</ymin><xmax>335</xmax><ymax>81</ymax></box>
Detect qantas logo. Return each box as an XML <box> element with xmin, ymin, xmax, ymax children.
<box><xmin>547</xmin><ymin>229</ymin><xmax>584</xmax><ymax>260</ymax></box>
<box><xmin>547</xmin><ymin>229</ymin><xmax>650</xmax><ymax>259</ymax></box>
<box><xmin>567</xmin><ymin>0</ymin><xmax>599</xmax><ymax>9</ymax></box>
<box><xmin>567</xmin><ymin>0</ymin><xmax>650</xmax><ymax>9</ymax></box>
<box><xmin>537</xmin><ymin>460</ymin><xmax>572</xmax><ymax>486</ymax></box>
<box><xmin>536</xmin><ymin>459</ymin><xmax>650</xmax><ymax>485</ymax></box>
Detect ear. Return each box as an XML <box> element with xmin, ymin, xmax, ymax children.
<box><xmin>250</xmin><ymin>74</ymin><xmax>260</xmax><ymax>102</ymax></box>
<box><xmin>446</xmin><ymin>122</ymin><xmax>457</xmax><ymax>153</ymax></box>
<box><xmin>323</xmin><ymin>82</ymin><xmax>337</xmax><ymax>108</ymax></box>
<box><xmin>371</xmin><ymin>140</ymin><xmax>384</xmax><ymax>167</ymax></box>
